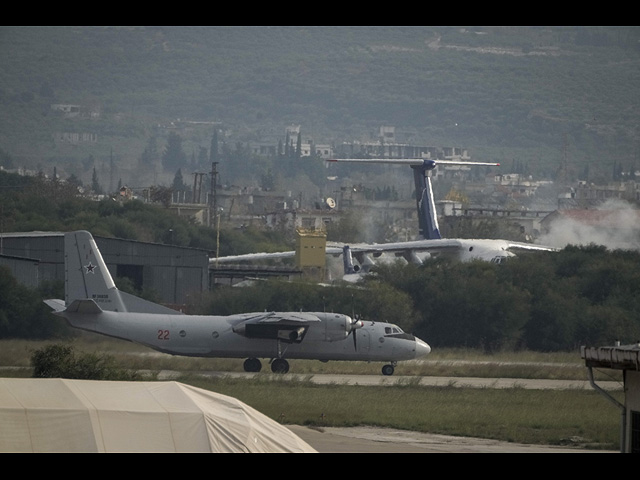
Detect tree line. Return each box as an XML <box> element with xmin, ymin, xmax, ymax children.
<box><xmin>198</xmin><ymin>245</ymin><xmax>640</xmax><ymax>353</ymax></box>
<box><xmin>2</xmin><ymin>236</ymin><xmax>639</xmax><ymax>353</ymax></box>
<box><xmin>372</xmin><ymin>246</ymin><xmax>640</xmax><ymax>352</ymax></box>
<box><xmin>2</xmin><ymin>170</ymin><xmax>639</xmax><ymax>351</ymax></box>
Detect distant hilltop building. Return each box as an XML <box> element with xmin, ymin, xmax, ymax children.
<box><xmin>53</xmin><ymin>132</ymin><xmax>98</xmax><ymax>144</ymax></box>
<box><xmin>50</xmin><ymin>104</ymin><xmax>80</xmax><ymax>117</ymax></box>
<box><xmin>50</xmin><ymin>103</ymin><xmax>101</xmax><ymax>118</ymax></box>
<box><xmin>250</xmin><ymin>124</ymin><xmax>334</xmax><ymax>158</ymax></box>
<box><xmin>334</xmin><ymin>141</ymin><xmax>470</xmax><ymax>165</ymax></box>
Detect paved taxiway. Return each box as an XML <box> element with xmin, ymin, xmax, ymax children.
<box><xmin>157</xmin><ymin>370</ymin><xmax>622</xmax><ymax>391</ymax></box>
<box><xmin>286</xmin><ymin>425</ymin><xmax>617</xmax><ymax>453</ymax></box>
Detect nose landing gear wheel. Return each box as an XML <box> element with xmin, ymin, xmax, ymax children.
<box><xmin>382</xmin><ymin>364</ymin><xmax>395</xmax><ymax>376</ymax></box>
<box><xmin>271</xmin><ymin>358</ymin><xmax>290</xmax><ymax>374</ymax></box>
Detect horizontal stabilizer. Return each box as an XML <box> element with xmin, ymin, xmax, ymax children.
<box><xmin>43</xmin><ymin>299</ymin><xmax>65</xmax><ymax>312</ymax></box>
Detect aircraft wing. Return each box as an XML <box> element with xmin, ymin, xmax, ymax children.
<box><xmin>237</xmin><ymin>311</ymin><xmax>323</xmax><ymax>324</ymax></box>
<box><xmin>327</xmin><ymin>158</ymin><xmax>500</xmax><ymax>167</ymax></box>
<box><xmin>211</xmin><ymin>240</ymin><xmax>558</xmax><ymax>270</ymax></box>
<box><xmin>212</xmin><ymin>240</ymin><xmax>469</xmax><ymax>266</ymax></box>
<box><xmin>212</xmin><ymin>251</ymin><xmax>296</xmax><ymax>263</ymax></box>
<box><xmin>328</xmin><ymin>239</ymin><xmax>558</xmax><ymax>254</ymax></box>
<box><xmin>503</xmin><ymin>241</ymin><xmax>559</xmax><ymax>252</ymax></box>
<box><xmin>232</xmin><ymin>311</ymin><xmax>323</xmax><ymax>342</ymax></box>
<box><xmin>327</xmin><ymin>239</ymin><xmax>465</xmax><ymax>256</ymax></box>
<box><xmin>327</xmin><ymin>238</ymin><xmax>558</xmax><ymax>266</ymax></box>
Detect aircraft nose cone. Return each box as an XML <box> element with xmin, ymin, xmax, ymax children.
<box><xmin>415</xmin><ymin>338</ymin><xmax>431</xmax><ymax>358</ymax></box>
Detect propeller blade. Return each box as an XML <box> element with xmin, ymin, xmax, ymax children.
<box><xmin>349</xmin><ymin>317</ymin><xmax>363</xmax><ymax>351</ymax></box>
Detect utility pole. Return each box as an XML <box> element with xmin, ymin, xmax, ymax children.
<box><xmin>109</xmin><ymin>147</ymin><xmax>114</xmax><ymax>194</ymax></box>
<box><xmin>210</xmin><ymin>162</ymin><xmax>218</xmax><ymax>227</ymax></box>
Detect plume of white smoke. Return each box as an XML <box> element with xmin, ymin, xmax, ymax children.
<box><xmin>538</xmin><ymin>199</ymin><xmax>640</xmax><ymax>251</ymax></box>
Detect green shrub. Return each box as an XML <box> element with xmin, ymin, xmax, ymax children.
<box><xmin>31</xmin><ymin>344</ymin><xmax>141</xmax><ymax>380</ymax></box>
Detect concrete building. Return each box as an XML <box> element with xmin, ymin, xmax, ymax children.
<box><xmin>295</xmin><ymin>227</ymin><xmax>327</xmax><ymax>280</ymax></box>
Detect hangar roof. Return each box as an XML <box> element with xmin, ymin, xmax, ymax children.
<box><xmin>581</xmin><ymin>343</ymin><xmax>640</xmax><ymax>371</ymax></box>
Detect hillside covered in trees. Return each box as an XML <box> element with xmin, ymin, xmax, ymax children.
<box><xmin>1</xmin><ymin>26</ymin><xmax>640</xmax><ymax>192</ymax></box>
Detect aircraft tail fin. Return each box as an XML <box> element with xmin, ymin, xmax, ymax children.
<box><xmin>342</xmin><ymin>245</ymin><xmax>360</xmax><ymax>275</ymax></box>
<box><xmin>327</xmin><ymin>157</ymin><xmax>498</xmax><ymax>241</ymax></box>
<box><xmin>411</xmin><ymin>167</ymin><xmax>442</xmax><ymax>240</ymax></box>
<box><xmin>64</xmin><ymin>230</ymin><xmax>128</xmax><ymax>312</ymax></box>
<box><xmin>63</xmin><ymin>230</ymin><xmax>181</xmax><ymax>315</ymax></box>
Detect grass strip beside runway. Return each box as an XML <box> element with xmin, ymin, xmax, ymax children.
<box><xmin>181</xmin><ymin>374</ymin><xmax>621</xmax><ymax>451</ymax></box>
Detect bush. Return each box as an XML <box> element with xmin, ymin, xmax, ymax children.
<box><xmin>31</xmin><ymin>344</ymin><xmax>141</xmax><ymax>380</ymax></box>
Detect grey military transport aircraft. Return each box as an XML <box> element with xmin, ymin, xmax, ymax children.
<box><xmin>45</xmin><ymin>230</ymin><xmax>431</xmax><ymax>375</ymax></box>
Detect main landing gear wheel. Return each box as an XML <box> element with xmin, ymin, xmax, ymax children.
<box><xmin>271</xmin><ymin>358</ymin><xmax>290</xmax><ymax>374</ymax></box>
<box><xmin>382</xmin><ymin>364</ymin><xmax>395</xmax><ymax>376</ymax></box>
<box><xmin>243</xmin><ymin>358</ymin><xmax>262</xmax><ymax>372</ymax></box>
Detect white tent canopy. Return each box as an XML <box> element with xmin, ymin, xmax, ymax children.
<box><xmin>0</xmin><ymin>378</ymin><xmax>316</xmax><ymax>453</ymax></box>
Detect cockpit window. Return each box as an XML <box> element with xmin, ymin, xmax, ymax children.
<box><xmin>385</xmin><ymin>326</ymin><xmax>404</xmax><ymax>335</ymax></box>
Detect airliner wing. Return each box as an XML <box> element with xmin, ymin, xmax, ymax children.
<box><xmin>327</xmin><ymin>158</ymin><xmax>500</xmax><ymax>167</ymax></box>
<box><xmin>212</xmin><ymin>240</ymin><xmax>558</xmax><ymax>268</ymax></box>
<box><xmin>327</xmin><ymin>239</ymin><xmax>465</xmax><ymax>256</ymax></box>
<box><xmin>212</xmin><ymin>240</ymin><xmax>467</xmax><ymax>265</ymax></box>
<box><xmin>212</xmin><ymin>251</ymin><xmax>296</xmax><ymax>263</ymax></box>
<box><xmin>504</xmin><ymin>241</ymin><xmax>559</xmax><ymax>252</ymax></box>
<box><xmin>329</xmin><ymin>239</ymin><xmax>557</xmax><ymax>254</ymax></box>
<box><xmin>329</xmin><ymin>238</ymin><xmax>558</xmax><ymax>267</ymax></box>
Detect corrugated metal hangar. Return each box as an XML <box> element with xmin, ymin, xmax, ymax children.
<box><xmin>0</xmin><ymin>252</ymin><xmax>40</xmax><ymax>289</ymax></box>
<box><xmin>0</xmin><ymin>232</ymin><xmax>210</xmax><ymax>306</ymax></box>
<box><xmin>582</xmin><ymin>343</ymin><xmax>640</xmax><ymax>453</ymax></box>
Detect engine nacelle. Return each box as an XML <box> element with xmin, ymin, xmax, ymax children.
<box><xmin>306</xmin><ymin>313</ymin><xmax>363</xmax><ymax>343</ymax></box>
<box><xmin>278</xmin><ymin>327</ymin><xmax>306</xmax><ymax>342</ymax></box>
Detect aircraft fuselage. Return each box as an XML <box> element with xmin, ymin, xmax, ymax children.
<box><xmin>58</xmin><ymin>310</ymin><xmax>429</xmax><ymax>363</ymax></box>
